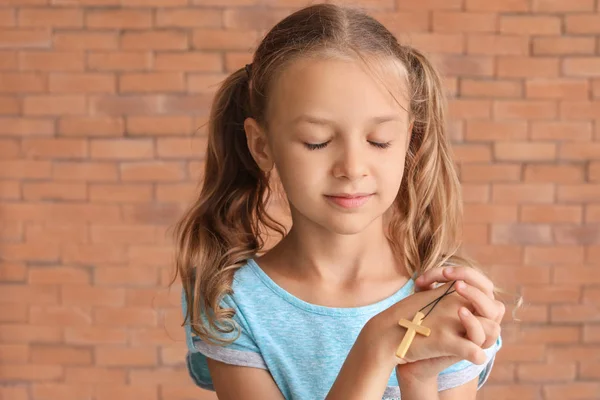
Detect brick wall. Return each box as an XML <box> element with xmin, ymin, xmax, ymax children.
<box><xmin>0</xmin><ymin>0</ymin><xmax>599</xmax><ymax>399</ymax></box>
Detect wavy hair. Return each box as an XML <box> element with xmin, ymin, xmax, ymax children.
<box><xmin>172</xmin><ymin>3</ymin><xmax>519</xmax><ymax>345</ymax></box>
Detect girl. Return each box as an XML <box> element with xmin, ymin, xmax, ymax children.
<box><xmin>175</xmin><ymin>3</ymin><xmax>506</xmax><ymax>399</ymax></box>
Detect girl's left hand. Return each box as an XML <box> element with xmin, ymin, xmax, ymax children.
<box><xmin>396</xmin><ymin>266</ymin><xmax>505</xmax><ymax>383</ymax></box>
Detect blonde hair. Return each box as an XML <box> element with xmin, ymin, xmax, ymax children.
<box><xmin>172</xmin><ymin>3</ymin><xmax>519</xmax><ymax>346</ymax></box>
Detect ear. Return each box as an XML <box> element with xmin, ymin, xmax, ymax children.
<box><xmin>244</xmin><ymin>117</ymin><xmax>274</xmax><ymax>172</ymax></box>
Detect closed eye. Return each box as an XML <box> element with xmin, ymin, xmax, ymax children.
<box><xmin>304</xmin><ymin>141</ymin><xmax>392</xmax><ymax>150</ymax></box>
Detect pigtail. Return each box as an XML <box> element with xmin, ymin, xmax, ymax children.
<box><xmin>388</xmin><ymin>46</ymin><xmax>465</xmax><ymax>277</ymax></box>
<box><xmin>173</xmin><ymin>66</ymin><xmax>286</xmax><ymax>345</ymax></box>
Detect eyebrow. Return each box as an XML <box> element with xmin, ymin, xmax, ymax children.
<box><xmin>292</xmin><ymin>114</ymin><xmax>403</xmax><ymax>126</ymax></box>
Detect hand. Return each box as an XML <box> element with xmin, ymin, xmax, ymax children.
<box><xmin>396</xmin><ymin>266</ymin><xmax>505</xmax><ymax>382</ymax></box>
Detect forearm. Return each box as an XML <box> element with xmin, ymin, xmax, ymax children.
<box><xmin>397</xmin><ymin>375</ymin><xmax>439</xmax><ymax>400</ymax></box>
<box><xmin>326</xmin><ymin>340</ymin><xmax>394</xmax><ymax>400</ymax></box>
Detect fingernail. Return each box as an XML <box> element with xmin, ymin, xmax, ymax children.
<box><xmin>460</xmin><ymin>308</ymin><xmax>469</xmax><ymax>317</ymax></box>
<box><xmin>445</xmin><ymin>267</ymin><xmax>454</xmax><ymax>274</ymax></box>
<box><xmin>456</xmin><ymin>281</ymin><xmax>465</xmax><ymax>290</ymax></box>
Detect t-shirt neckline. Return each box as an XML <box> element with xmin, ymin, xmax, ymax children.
<box><xmin>247</xmin><ymin>258</ymin><xmax>415</xmax><ymax>316</ymax></box>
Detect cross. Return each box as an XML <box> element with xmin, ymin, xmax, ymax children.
<box><xmin>395</xmin><ymin>311</ymin><xmax>431</xmax><ymax>359</ymax></box>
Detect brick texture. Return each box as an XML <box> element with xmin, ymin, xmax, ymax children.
<box><xmin>0</xmin><ymin>1</ymin><xmax>599</xmax><ymax>400</ymax></box>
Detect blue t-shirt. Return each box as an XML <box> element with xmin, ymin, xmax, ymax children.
<box><xmin>183</xmin><ymin>258</ymin><xmax>502</xmax><ymax>399</ymax></box>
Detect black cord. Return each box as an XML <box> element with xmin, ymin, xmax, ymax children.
<box><xmin>418</xmin><ymin>280</ymin><xmax>457</xmax><ymax>320</ymax></box>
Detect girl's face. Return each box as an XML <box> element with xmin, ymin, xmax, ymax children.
<box><xmin>246</xmin><ymin>56</ymin><xmax>412</xmax><ymax>235</ymax></box>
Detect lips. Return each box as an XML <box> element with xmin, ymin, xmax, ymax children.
<box><xmin>325</xmin><ymin>194</ymin><xmax>373</xmax><ymax>208</ymax></box>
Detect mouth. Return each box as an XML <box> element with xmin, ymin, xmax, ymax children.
<box><xmin>324</xmin><ymin>193</ymin><xmax>374</xmax><ymax>209</ymax></box>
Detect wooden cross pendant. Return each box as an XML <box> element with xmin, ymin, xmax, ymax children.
<box><xmin>395</xmin><ymin>311</ymin><xmax>431</xmax><ymax>359</ymax></box>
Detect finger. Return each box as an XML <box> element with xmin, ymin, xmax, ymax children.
<box><xmin>459</xmin><ymin>307</ymin><xmax>486</xmax><ymax>347</ymax></box>
<box><xmin>414</xmin><ymin>267</ymin><xmax>446</xmax><ymax>289</ymax></box>
<box><xmin>452</xmin><ymin>337</ymin><xmax>488</xmax><ymax>366</ymax></box>
<box><xmin>455</xmin><ymin>281</ymin><xmax>499</xmax><ymax>321</ymax></box>
<box><xmin>477</xmin><ymin>317</ymin><xmax>502</xmax><ymax>350</ymax></box>
<box><xmin>443</xmin><ymin>266</ymin><xmax>494</xmax><ymax>299</ymax></box>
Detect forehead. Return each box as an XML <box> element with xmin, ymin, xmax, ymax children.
<box><xmin>266</xmin><ymin>56</ymin><xmax>411</xmax><ymax>129</ymax></box>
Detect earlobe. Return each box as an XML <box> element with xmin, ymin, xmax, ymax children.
<box><xmin>244</xmin><ymin>117</ymin><xmax>274</xmax><ymax>173</ymax></box>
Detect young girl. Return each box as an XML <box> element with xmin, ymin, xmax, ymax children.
<box><xmin>175</xmin><ymin>3</ymin><xmax>506</xmax><ymax>399</ymax></box>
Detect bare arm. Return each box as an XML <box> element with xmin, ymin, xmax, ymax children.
<box><xmin>207</xmin><ymin>358</ymin><xmax>285</xmax><ymax>400</ymax></box>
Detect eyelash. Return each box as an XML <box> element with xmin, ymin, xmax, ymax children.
<box><xmin>304</xmin><ymin>141</ymin><xmax>392</xmax><ymax>151</ymax></box>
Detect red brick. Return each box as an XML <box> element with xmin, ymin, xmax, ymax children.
<box><xmin>0</xmin><ymin>262</ymin><xmax>27</xmax><ymax>282</ymax></box>
<box><xmin>62</xmin><ymin>285</ymin><xmax>125</xmax><ymax>307</ymax></box>
<box><xmin>19</xmin><ymin>8</ymin><xmax>83</xmax><ymax>27</ymax></box>
<box><xmin>95</xmin><ymin>346</ymin><xmax>157</xmax><ymax>367</ymax></box>
<box><xmin>49</xmin><ymin>73</ymin><xmax>115</xmax><ymax>93</ymax></box>
<box><xmin>0</xmin><ymin>283</ymin><xmax>58</xmax><ymax>304</ymax></box>
<box><xmin>64</xmin><ymin>327</ymin><xmax>127</xmax><ymax>345</ymax></box>
<box><xmin>432</xmin><ymin>54</ymin><xmax>494</xmax><ymax>77</ymax></box>
<box><xmin>54</xmin><ymin>31</ymin><xmax>118</xmax><ymax>50</ymax></box>
<box><xmin>524</xmin><ymin>165</ymin><xmax>584</xmax><ymax>183</ymax></box>
<box><xmin>497</xmin><ymin>344</ymin><xmax>546</xmax><ymax>362</ymax></box>
<box><xmin>491</xmin><ymin>224</ymin><xmax>552</xmax><ymax>244</ymax></box>
<box><xmin>0</xmin><ymin>344</ymin><xmax>28</xmax><ymax>363</ymax></box>
<box><xmin>548</xmin><ymin>345</ymin><xmax>600</xmax><ymax>362</ymax></box>
<box><xmin>0</xmin><ymin>365</ymin><xmax>63</xmax><ymax>380</ymax></box>
<box><xmin>580</xmin><ymin>362</ymin><xmax>600</xmax><ymax>379</ymax></box>
<box><xmin>90</xmin><ymin>225</ymin><xmax>157</xmax><ymax>245</ymax></box>
<box><xmin>120</xmin><ymin>0</ymin><xmax>187</xmax><ymax>5</ymax></box>
<box><xmin>462</xmin><ymin>184</ymin><xmax>491</xmax><ymax>204</ymax></box>
<box><xmin>521</xmin><ymin>285</ymin><xmax>581</xmax><ymax>304</ymax></box>
<box><xmin>31</xmin><ymin>384</ymin><xmax>93</xmax><ymax>400</ymax></box>
<box><xmin>554</xmin><ymin>225</ymin><xmax>600</xmax><ymax>245</ymax></box>
<box><xmin>492</xmin><ymin>183</ymin><xmax>555</xmax><ymax>204</ymax></box>
<box><xmin>552</xmin><ymin>305</ymin><xmax>600</xmax><ymax>323</ymax></box>
<box><xmin>533</xmin><ymin>37</ymin><xmax>596</xmax><ymax>56</ymax></box>
<box><xmin>126</xmin><ymin>287</ymin><xmax>178</xmax><ymax>307</ymax></box>
<box><xmin>0</xmin><ymin>324</ymin><xmax>61</xmax><ymax>343</ymax></box>
<box><xmin>120</xmin><ymin>31</ymin><xmax>188</xmax><ymax>50</ymax></box>
<box><xmin>432</xmin><ymin>12</ymin><xmax>497</xmax><ymax>33</ymax></box>
<box><xmin>128</xmin><ymin>245</ymin><xmax>173</xmax><ymax>267</ymax></box>
<box><xmin>461</xmin><ymin>164</ymin><xmax>521</xmax><ymax>182</ymax></box>
<box><xmin>223</xmin><ymin>9</ymin><xmax>296</xmax><ymax>30</ymax></box>
<box><xmin>0</xmin><ymin>117</ymin><xmax>53</xmax><ymax>136</ymax></box>
<box><xmin>558</xmin><ymin>184</ymin><xmax>600</xmax><ymax>203</ymax></box>
<box><xmin>1</xmin><ymin>204</ymin><xmax>121</xmax><ymax>224</ymax></box>
<box><xmin>0</xmin><ymin>72</ymin><xmax>46</xmax><ymax>93</ymax></box>
<box><xmin>0</xmin><ymin>50</ymin><xmax>17</xmax><ymax>69</ymax></box>
<box><xmin>460</xmin><ymin>79</ymin><xmax>522</xmax><ymax>98</ymax></box>
<box><xmin>61</xmin><ymin>243</ymin><xmax>128</xmax><ymax>264</ymax></box>
<box><xmin>95</xmin><ymin>386</ymin><xmax>158</xmax><ymax>400</ymax></box>
<box><xmin>371</xmin><ymin>11</ymin><xmax>430</xmax><ymax>35</ymax></box>
<box><xmin>0</xmin><ymin>29</ymin><xmax>51</xmax><ymax>48</ymax></box>
<box><xmin>526</xmin><ymin>79</ymin><xmax>588</xmax><ymax>100</ymax></box>
<box><xmin>94</xmin><ymin>266</ymin><xmax>158</xmax><ymax>286</ymax></box>
<box><xmin>565</xmin><ymin>15</ymin><xmax>600</xmax><ymax>34</ymax></box>
<box><xmin>466</xmin><ymin>34</ymin><xmax>529</xmax><ymax>56</ymax></box>
<box><xmin>86</xmin><ymin>9</ymin><xmax>152</xmax><ymax>29</ymax></box>
<box><xmin>466</xmin><ymin>0</ymin><xmax>529</xmax><ymax>11</ymax></box>
<box><xmin>0</xmin><ymin>138</ymin><xmax>19</xmax><ymax>158</ymax></box>
<box><xmin>29</xmin><ymin>266</ymin><xmax>90</xmax><ymax>284</ymax></box>
<box><xmin>517</xmin><ymin>363</ymin><xmax>576</xmax><ymax>382</ymax></box>
<box><xmin>0</xmin><ymin>9</ymin><xmax>15</xmax><ymax>27</ymax></box>
<box><xmin>89</xmin><ymin>95</ymin><xmax>162</xmax><ymax>115</ymax></box>
<box><xmin>400</xmin><ymin>33</ymin><xmax>464</xmax><ymax>54</ymax></box>
<box><xmin>0</xmin><ymin>303</ymin><xmax>28</xmax><ymax>322</ymax></box>
<box><xmin>154</xmin><ymin>52</ymin><xmax>222</xmax><ymax>72</ymax></box>
<box><xmin>22</xmin><ymin>138</ymin><xmax>87</xmax><ymax>158</ymax></box>
<box><xmin>465</xmin><ymin>121</ymin><xmax>527</xmax><ymax>142</ymax></box>
<box><xmin>94</xmin><ymin>307</ymin><xmax>157</xmax><ymax>327</ymax></box>
<box><xmin>0</xmin><ymin>95</ymin><xmax>20</xmax><ymax>114</ymax></box>
<box><xmin>532</xmin><ymin>0</ymin><xmax>595</xmax><ymax>11</ymax></box>
<box><xmin>119</xmin><ymin>72</ymin><xmax>185</xmax><ymax>93</ymax></box>
<box><xmin>156</xmin><ymin>137</ymin><xmax>207</xmax><ymax>159</ymax></box>
<box><xmin>192</xmin><ymin>29</ymin><xmax>258</xmax><ymax>50</ymax></box>
<box><xmin>520</xmin><ymin>326</ymin><xmax>581</xmax><ymax>344</ymax></box>
<box><xmin>543</xmin><ymin>383</ymin><xmax>600</xmax><ymax>400</ymax></box>
<box><xmin>224</xmin><ymin>52</ymin><xmax>252</xmax><ymax>72</ymax></box>
<box><xmin>530</xmin><ymin>121</ymin><xmax>592</xmax><ymax>141</ymax></box>
<box><xmin>525</xmin><ymin>245</ymin><xmax>585</xmax><ymax>265</ymax></box>
<box><xmin>0</xmin><ymin>161</ymin><xmax>47</xmax><ymax>179</ymax></box>
<box><xmin>590</xmin><ymin>162</ymin><xmax>600</xmax><ymax>182</ymax></box>
<box><xmin>554</xmin><ymin>267</ymin><xmax>600</xmax><ymax>285</ymax></box>
<box><xmin>31</xmin><ymin>345</ymin><xmax>93</xmax><ymax>365</ymax></box>
<box><xmin>87</xmin><ymin>52</ymin><xmax>152</xmax><ymax>71</ymax></box>
<box><xmin>89</xmin><ymin>184</ymin><xmax>153</xmax><ymax>203</ymax></box>
<box><xmin>129</xmin><ymin>368</ymin><xmax>190</xmax><ymax>385</ymax></box>
<box><xmin>563</xmin><ymin>58</ymin><xmax>600</xmax><ymax>77</ymax></box>
<box><xmin>500</xmin><ymin>16</ymin><xmax>561</xmax><ymax>35</ymax></box>
<box><xmin>53</xmin><ymin>161</ymin><xmax>118</xmax><ymax>181</ymax></box>
<box><xmin>559</xmin><ymin>143</ymin><xmax>600</xmax><ymax>160</ymax></box>
<box><xmin>90</xmin><ymin>139</ymin><xmax>153</xmax><ymax>160</ymax></box>
<box><xmin>160</xmin><ymin>345</ymin><xmax>187</xmax><ymax>366</ymax></box>
<box><xmin>123</xmin><ymin>204</ymin><xmax>185</xmax><ymax>225</ymax></box>
<box><xmin>155</xmin><ymin>183</ymin><xmax>196</xmax><ymax>202</ymax></box>
<box><xmin>497</xmin><ymin>57</ymin><xmax>559</xmax><ymax>78</ymax></box>
<box><xmin>560</xmin><ymin>101</ymin><xmax>600</xmax><ymax>120</ymax></box>
<box><xmin>20</xmin><ymin>51</ymin><xmax>84</xmax><ymax>71</ymax></box>
<box><xmin>65</xmin><ymin>367</ymin><xmax>126</xmax><ymax>384</ymax></box>
<box><xmin>59</xmin><ymin>116</ymin><xmax>123</xmax><ymax>137</ymax></box>
<box><xmin>23</xmin><ymin>182</ymin><xmax>87</xmax><ymax>200</ymax></box>
<box><xmin>29</xmin><ymin>306</ymin><xmax>92</xmax><ymax>327</ymax></box>
<box><xmin>120</xmin><ymin>161</ymin><xmax>185</xmax><ymax>182</ymax></box>
<box><xmin>494</xmin><ymin>100</ymin><xmax>557</xmax><ymax>119</ymax></box>
<box><xmin>587</xmin><ymin>205</ymin><xmax>600</xmax><ymax>223</ymax></box>
<box><xmin>156</xmin><ymin>9</ymin><xmax>222</xmax><ymax>27</ymax></box>
<box><xmin>23</xmin><ymin>95</ymin><xmax>86</xmax><ymax>116</ymax></box>
<box><xmin>464</xmin><ymin>204</ymin><xmax>518</xmax><ymax>223</ymax></box>
<box><xmin>126</xmin><ymin>116</ymin><xmax>193</xmax><ymax>136</ymax></box>
<box><xmin>494</xmin><ymin>142</ymin><xmax>556</xmax><ymax>162</ymax></box>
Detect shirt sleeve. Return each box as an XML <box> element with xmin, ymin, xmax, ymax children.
<box><xmin>437</xmin><ymin>335</ymin><xmax>502</xmax><ymax>391</ymax></box>
<box><xmin>182</xmin><ymin>288</ymin><xmax>267</xmax><ymax>390</ymax></box>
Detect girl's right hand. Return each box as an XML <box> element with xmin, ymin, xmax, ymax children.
<box><xmin>358</xmin><ymin>281</ymin><xmax>488</xmax><ymax>370</ymax></box>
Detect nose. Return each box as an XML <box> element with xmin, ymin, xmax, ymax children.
<box><xmin>332</xmin><ymin>141</ymin><xmax>368</xmax><ymax>181</ymax></box>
